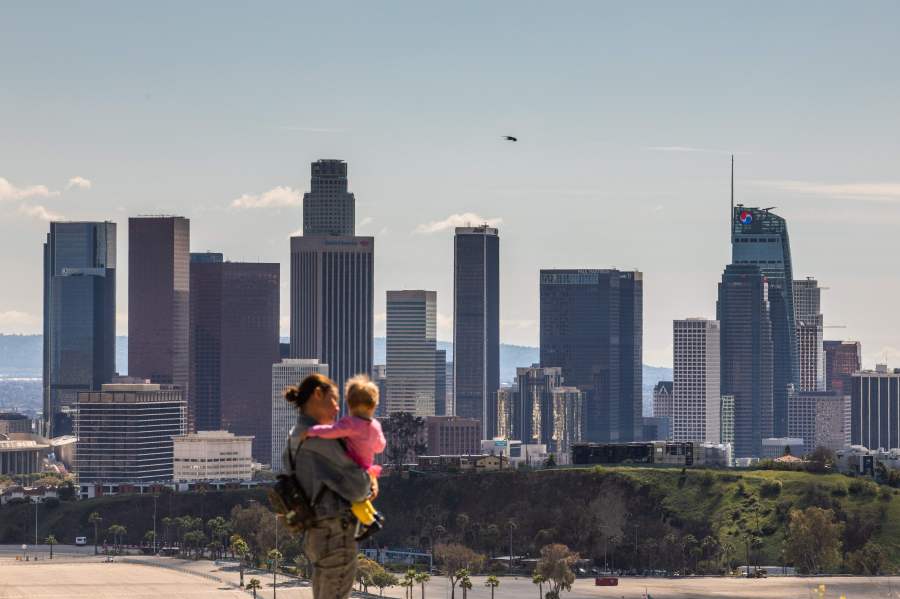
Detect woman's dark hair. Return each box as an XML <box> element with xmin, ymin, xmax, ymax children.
<box><xmin>284</xmin><ymin>373</ymin><xmax>336</xmax><ymax>408</ymax></box>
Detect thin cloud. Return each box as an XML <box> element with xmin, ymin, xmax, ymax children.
<box><xmin>0</xmin><ymin>310</ymin><xmax>40</xmax><ymax>333</ymax></box>
<box><xmin>0</xmin><ymin>177</ymin><xmax>59</xmax><ymax>202</ymax></box>
<box><xmin>753</xmin><ymin>180</ymin><xmax>900</xmax><ymax>202</ymax></box>
<box><xmin>647</xmin><ymin>146</ymin><xmax>746</xmax><ymax>155</ymax></box>
<box><xmin>230</xmin><ymin>186</ymin><xmax>302</xmax><ymax>209</ymax></box>
<box><xmin>415</xmin><ymin>212</ymin><xmax>502</xmax><ymax>234</ymax></box>
<box><xmin>282</xmin><ymin>126</ymin><xmax>346</xmax><ymax>133</ymax></box>
<box><xmin>19</xmin><ymin>204</ymin><xmax>62</xmax><ymax>221</ymax></box>
<box><xmin>67</xmin><ymin>176</ymin><xmax>92</xmax><ymax>190</ymax></box>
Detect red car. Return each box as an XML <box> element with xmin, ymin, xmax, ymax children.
<box><xmin>595</xmin><ymin>577</ymin><xmax>619</xmax><ymax>586</ymax></box>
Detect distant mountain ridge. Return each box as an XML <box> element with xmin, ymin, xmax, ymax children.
<box><xmin>0</xmin><ymin>334</ymin><xmax>672</xmax><ymax>413</ymax></box>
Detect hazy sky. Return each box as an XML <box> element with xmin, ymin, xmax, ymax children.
<box><xmin>2</xmin><ymin>2</ymin><xmax>900</xmax><ymax>368</ymax></box>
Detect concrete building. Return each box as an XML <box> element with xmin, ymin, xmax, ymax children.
<box><xmin>572</xmin><ymin>441</ymin><xmax>731</xmax><ymax>468</ymax></box>
<box><xmin>0</xmin><ymin>434</ymin><xmax>50</xmax><ymax>475</ymax></box>
<box><xmin>0</xmin><ymin>413</ymin><xmax>31</xmax><ymax>435</ymax></box>
<box><xmin>793</xmin><ymin>278</ymin><xmax>825</xmax><ymax>392</ymax></box>
<box><xmin>850</xmin><ymin>367</ymin><xmax>900</xmax><ymax>451</ymax></box>
<box><xmin>189</xmin><ymin>253</ymin><xmax>280</xmax><ymax>461</ymax></box>
<box><xmin>453</xmin><ymin>226</ymin><xmax>499</xmax><ymax>436</ymax></box>
<box><xmin>825</xmin><ymin>340</ymin><xmax>862</xmax><ymax>395</ymax></box>
<box><xmin>652</xmin><ymin>381</ymin><xmax>673</xmax><ymax>440</ymax></box>
<box><xmin>74</xmin><ymin>380</ymin><xmax>187</xmax><ymax>482</ymax></box>
<box><xmin>788</xmin><ymin>390</ymin><xmax>847</xmax><ymax>452</ymax></box>
<box><xmin>128</xmin><ymin>217</ymin><xmax>190</xmax><ymax>415</ymax></box>
<box><xmin>302</xmin><ymin>159</ymin><xmax>356</xmax><ymax>237</ymax></box>
<box><xmin>425</xmin><ymin>416</ymin><xmax>481</xmax><ymax>456</ymax></box>
<box><xmin>271</xmin><ymin>359</ymin><xmax>329</xmax><ymax>470</ymax></box>
<box><xmin>512</xmin><ymin>365</ymin><xmax>563</xmax><ymax>446</ymax></box>
<box><xmin>43</xmin><ymin>221</ymin><xmax>117</xmax><ymax>436</ymax></box>
<box><xmin>673</xmin><ymin>319</ymin><xmax>721</xmax><ymax>443</ymax></box>
<box><xmin>540</xmin><ymin>269</ymin><xmax>643</xmax><ymax>443</ymax></box>
<box><xmin>550</xmin><ymin>386</ymin><xmax>584</xmax><ymax>458</ymax></box>
<box><xmin>720</xmin><ymin>395</ymin><xmax>735</xmax><ymax>445</ymax></box>
<box><xmin>732</xmin><ymin>206</ymin><xmax>798</xmax><ymax>437</ymax></box>
<box><xmin>386</xmin><ymin>290</ymin><xmax>438</xmax><ymax>416</ymax></box>
<box><xmin>761</xmin><ymin>437</ymin><xmax>806</xmax><ymax>459</ymax></box>
<box><xmin>718</xmin><ymin>264</ymin><xmax>774</xmax><ymax>458</ymax></box>
<box><xmin>173</xmin><ymin>431</ymin><xmax>253</xmax><ymax>482</ymax></box>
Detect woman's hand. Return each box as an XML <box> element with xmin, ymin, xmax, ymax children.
<box><xmin>368</xmin><ymin>473</ymin><xmax>379</xmax><ymax>500</ymax></box>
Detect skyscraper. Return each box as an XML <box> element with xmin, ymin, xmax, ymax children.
<box><xmin>731</xmin><ymin>206</ymin><xmax>798</xmax><ymax>437</ymax></box>
<box><xmin>453</xmin><ymin>226</ymin><xmax>499</xmax><ymax>436</ymax></box>
<box><xmin>825</xmin><ymin>340</ymin><xmax>862</xmax><ymax>395</ymax></box>
<box><xmin>672</xmin><ymin>319</ymin><xmax>721</xmax><ymax>443</ymax></box>
<box><xmin>385</xmin><ymin>290</ymin><xmax>438</xmax><ymax>416</ymax></box>
<box><xmin>75</xmin><ymin>380</ymin><xmax>187</xmax><ymax>482</ymax></box>
<box><xmin>189</xmin><ymin>253</ymin><xmax>280</xmax><ymax>462</ymax></box>
<box><xmin>128</xmin><ymin>216</ymin><xmax>190</xmax><ymax>403</ymax></box>
<box><xmin>271</xmin><ymin>359</ymin><xmax>329</xmax><ymax>470</ymax></box>
<box><xmin>43</xmin><ymin>221</ymin><xmax>117</xmax><ymax>436</ymax></box>
<box><xmin>512</xmin><ymin>365</ymin><xmax>563</xmax><ymax>446</ymax></box>
<box><xmin>435</xmin><ymin>349</ymin><xmax>447</xmax><ymax>416</ymax></box>
<box><xmin>540</xmin><ymin>269</ymin><xmax>643</xmax><ymax>442</ymax></box>
<box><xmin>850</xmin><ymin>366</ymin><xmax>900</xmax><ymax>451</ymax></box>
<box><xmin>717</xmin><ymin>264</ymin><xmax>774</xmax><ymax>457</ymax></box>
<box><xmin>290</xmin><ymin>160</ymin><xmax>372</xmax><ymax>409</ymax></box>
<box><xmin>302</xmin><ymin>159</ymin><xmax>356</xmax><ymax>236</ymax></box>
<box><xmin>793</xmin><ymin>278</ymin><xmax>825</xmax><ymax>392</ymax></box>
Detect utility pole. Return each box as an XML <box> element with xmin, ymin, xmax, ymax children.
<box><xmin>34</xmin><ymin>500</ymin><xmax>38</xmax><ymax>546</ymax></box>
<box><xmin>152</xmin><ymin>492</ymin><xmax>159</xmax><ymax>554</ymax></box>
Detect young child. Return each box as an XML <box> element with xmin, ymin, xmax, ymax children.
<box><xmin>302</xmin><ymin>374</ymin><xmax>386</xmax><ymax>538</ymax></box>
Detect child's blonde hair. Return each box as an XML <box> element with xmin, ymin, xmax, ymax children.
<box><xmin>345</xmin><ymin>374</ymin><xmax>379</xmax><ymax>411</ymax></box>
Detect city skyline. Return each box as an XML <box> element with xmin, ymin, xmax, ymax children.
<box><xmin>3</xmin><ymin>3</ymin><xmax>900</xmax><ymax>371</ymax></box>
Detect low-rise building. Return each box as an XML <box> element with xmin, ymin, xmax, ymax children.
<box><xmin>571</xmin><ymin>441</ymin><xmax>732</xmax><ymax>468</ymax></box>
<box><xmin>761</xmin><ymin>437</ymin><xmax>806</xmax><ymax>460</ymax></box>
<box><xmin>173</xmin><ymin>430</ymin><xmax>254</xmax><ymax>482</ymax></box>
<box><xmin>416</xmin><ymin>454</ymin><xmax>509</xmax><ymax>472</ymax></box>
<box><xmin>0</xmin><ymin>434</ymin><xmax>50</xmax><ymax>475</ymax></box>
<box><xmin>0</xmin><ymin>413</ymin><xmax>31</xmax><ymax>435</ymax></box>
<box><xmin>425</xmin><ymin>416</ymin><xmax>481</xmax><ymax>456</ymax></box>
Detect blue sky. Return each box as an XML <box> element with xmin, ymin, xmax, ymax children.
<box><xmin>2</xmin><ymin>2</ymin><xmax>900</xmax><ymax>367</ymax></box>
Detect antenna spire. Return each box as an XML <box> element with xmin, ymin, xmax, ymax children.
<box><xmin>730</xmin><ymin>154</ymin><xmax>734</xmax><ymax>237</ymax></box>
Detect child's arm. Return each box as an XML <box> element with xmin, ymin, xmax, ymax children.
<box><xmin>305</xmin><ymin>418</ymin><xmax>359</xmax><ymax>440</ymax></box>
<box><xmin>372</xmin><ymin>419</ymin><xmax>387</xmax><ymax>453</ymax></box>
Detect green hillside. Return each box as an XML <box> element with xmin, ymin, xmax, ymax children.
<box><xmin>2</xmin><ymin>467</ymin><xmax>896</xmax><ymax>573</ymax></box>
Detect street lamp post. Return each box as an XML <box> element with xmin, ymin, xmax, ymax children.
<box><xmin>152</xmin><ymin>493</ymin><xmax>158</xmax><ymax>554</ymax></box>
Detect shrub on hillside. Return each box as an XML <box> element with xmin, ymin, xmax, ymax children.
<box><xmin>760</xmin><ymin>480</ymin><xmax>782</xmax><ymax>498</ymax></box>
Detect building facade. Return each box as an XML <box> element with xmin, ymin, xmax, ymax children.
<box><xmin>271</xmin><ymin>359</ymin><xmax>329</xmax><ymax>470</ymax></box>
<box><xmin>74</xmin><ymin>381</ymin><xmax>187</xmax><ymax>482</ymax></box>
<box><xmin>850</xmin><ymin>367</ymin><xmax>900</xmax><ymax>451</ymax></box>
<box><xmin>385</xmin><ymin>290</ymin><xmax>438</xmax><ymax>416</ymax></box>
<box><xmin>652</xmin><ymin>381</ymin><xmax>674</xmax><ymax>439</ymax></box>
<box><xmin>0</xmin><ymin>413</ymin><xmax>32</xmax><ymax>435</ymax></box>
<box><xmin>718</xmin><ymin>264</ymin><xmax>774</xmax><ymax>458</ymax></box>
<box><xmin>720</xmin><ymin>394</ymin><xmax>735</xmax><ymax>445</ymax></box>
<box><xmin>128</xmin><ymin>217</ymin><xmax>190</xmax><ymax>410</ymax></box>
<box><xmin>732</xmin><ymin>206</ymin><xmax>798</xmax><ymax>437</ymax></box>
<box><xmin>290</xmin><ymin>235</ymin><xmax>373</xmax><ymax>407</ymax></box>
<box><xmin>788</xmin><ymin>390</ymin><xmax>847</xmax><ymax>452</ymax></box>
<box><xmin>540</xmin><ymin>269</ymin><xmax>643</xmax><ymax>443</ymax></box>
<box><xmin>173</xmin><ymin>431</ymin><xmax>253</xmax><ymax>482</ymax></box>
<box><xmin>189</xmin><ymin>253</ymin><xmax>280</xmax><ymax>462</ymax></box>
<box><xmin>425</xmin><ymin>416</ymin><xmax>481</xmax><ymax>456</ymax></box>
<box><xmin>793</xmin><ymin>278</ymin><xmax>825</xmax><ymax>392</ymax></box>
<box><xmin>453</xmin><ymin>226</ymin><xmax>499</xmax><ymax>437</ymax></box>
<box><xmin>512</xmin><ymin>365</ymin><xmax>563</xmax><ymax>446</ymax></box>
<box><xmin>672</xmin><ymin>319</ymin><xmax>721</xmax><ymax>443</ymax></box>
<box><xmin>43</xmin><ymin>221</ymin><xmax>117</xmax><ymax>436</ymax></box>
<box><xmin>550</xmin><ymin>386</ymin><xmax>585</xmax><ymax>458</ymax></box>
<box><xmin>302</xmin><ymin>159</ymin><xmax>356</xmax><ymax>237</ymax></box>
<box><xmin>435</xmin><ymin>350</ymin><xmax>447</xmax><ymax>416</ymax></box>
<box><xmin>495</xmin><ymin>386</ymin><xmax>513</xmax><ymax>438</ymax></box>
<box><xmin>825</xmin><ymin>340</ymin><xmax>862</xmax><ymax>395</ymax></box>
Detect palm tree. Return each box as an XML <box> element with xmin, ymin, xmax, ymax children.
<box><xmin>532</xmin><ymin>573</ymin><xmax>546</xmax><ymax>599</ymax></box>
<box><xmin>108</xmin><ymin>524</ymin><xmax>127</xmax><ymax>554</ymax></box>
<box><xmin>460</xmin><ymin>574</ymin><xmax>473</xmax><ymax>599</ymax></box>
<box><xmin>414</xmin><ymin>571</ymin><xmax>431</xmax><ymax>599</ymax></box>
<box><xmin>144</xmin><ymin>530</ymin><xmax>157</xmax><ymax>549</ymax></box>
<box><xmin>246</xmin><ymin>578</ymin><xmax>261</xmax><ymax>599</ymax></box>
<box><xmin>402</xmin><ymin>569</ymin><xmax>417</xmax><ymax>599</ymax></box>
<box><xmin>484</xmin><ymin>575</ymin><xmax>500</xmax><ymax>599</ymax></box>
<box><xmin>161</xmin><ymin>516</ymin><xmax>173</xmax><ymax>548</ymax></box>
<box><xmin>88</xmin><ymin>512</ymin><xmax>102</xmax><ymax>555</ymax></box>
<box><xmin>231</xmin><ymin>535</ymin><xmax>249</xmax><ymax>587</ymax></box>
<box><xmin>45</xmin><ymin>534</ymin><xmax>57</xmax><ymax>559</ymax></box>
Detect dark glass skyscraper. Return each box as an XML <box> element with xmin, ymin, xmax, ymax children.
<box><xmin>189</xmin><ymin>253</ymin><xmax>280</xmax><ymax>462</ymax></box>
<box><xmin>291</xmin><ymin>160</ymin><xmax>373</xmax><ymax>409</ymax></box>
<box><xmin>539</xmin><ymin>269</ymin><xmax>643</xmax><ymax>443</ymax></box>
<box><xmin>43</xmin><ymin>222</ymin><xmax>117</xmax><ymax>436</ymax></box>
<box><xmin>453</xmin><ymin>226</ymin><xmax>499</xmax><ymax>436</ymax></box>
<box><xmin>128</xmin><ymin>216</ymin><xmax>190</xmax><ymax>401</ymax></box>
<box><xmin>717</xmin><ymin>264</ymin><xmax>774</xmax><ymax>457</ymax></box>
<box><xmin>732</xmin><ymin>206</ymin><xmax>797</xmax><ymax>437</ymax></box>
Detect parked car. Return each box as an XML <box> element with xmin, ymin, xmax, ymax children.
<box><xmin>75</xmin><ymin>537</ymin><xmax>87</xmax><ymax>546</ymax></box>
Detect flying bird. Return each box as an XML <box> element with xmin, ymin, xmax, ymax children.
<box><xmin>503</xmin><ymin>135</ymin><xmax>518</xmax><ymax>142</ymax></box>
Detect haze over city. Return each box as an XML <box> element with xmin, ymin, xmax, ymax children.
<box><xmin>3</xmin><ymin>2</ymin><xmax>900</xmax><ymax>368</ymax></box>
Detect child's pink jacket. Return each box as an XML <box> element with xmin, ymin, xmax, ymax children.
<box><xmin>306</xmin><ymin>415</ymin><xmax>386</xmax><ymax>477</ymax></box>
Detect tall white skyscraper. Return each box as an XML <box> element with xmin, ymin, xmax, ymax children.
<box><xmin>386</xmin><ymin>290</ymin><xmax>438</xmax><ymax>416</ymax></box>
<box><xmin>673</xmin><ymin>318</ymin><xmax>721</xmax><ymax>443</ymax></box>
<box><xmin>793</xmin><ymin>278</ymin><xmax>825</xmax><ymax>392</ymax></box>
<box><xmin>270</xmin><ymin>359</ymin><xmax>328</xmax><ymax>470</ymax></box>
